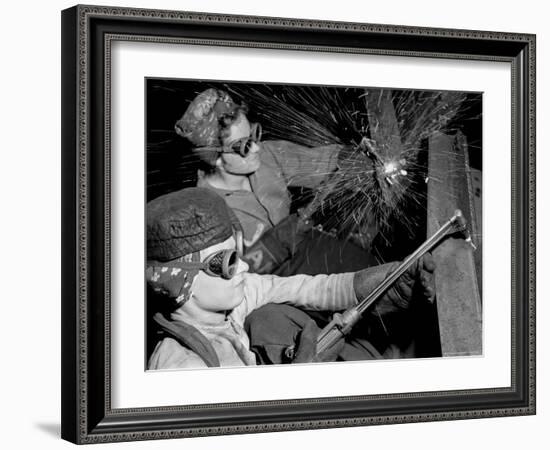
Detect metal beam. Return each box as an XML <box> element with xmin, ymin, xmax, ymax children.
<box><xmin>427</xmin><ymin>132</ymin><xmax>482</xmax><ymax>357</ymax></box>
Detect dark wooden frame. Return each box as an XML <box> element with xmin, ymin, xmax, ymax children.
<box><xmin>61</xmin><ymin>4</ymin><xmax>536</xmax><ymax>444</ymax></box>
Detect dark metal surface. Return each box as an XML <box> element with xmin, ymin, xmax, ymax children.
<box><xmin>61</xmin><ymin>4</ymin><xmax>536</xmax><ymax>444</ymax></box>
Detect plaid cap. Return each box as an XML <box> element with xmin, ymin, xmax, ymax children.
<box><xmin>147</xmin><ymin>187</ymin><xmax>234</xmax><ymax>262</ymax></box>
<box><xmin>174</xmin><ymin>88</ymin><xmax>241</xmax><ymax>148</ymax></box>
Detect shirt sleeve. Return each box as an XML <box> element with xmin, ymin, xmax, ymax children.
<box><xmin>263</xmin><ymin>140</ymin><xmax>341</xmax><ymax>189</ymax></box>
<box><xmin>237</xmin><ymin>272</ymin><xmax>357</xmax><ymax>319</ymax></box>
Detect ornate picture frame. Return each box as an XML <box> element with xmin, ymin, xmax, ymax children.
<box><xmin>61</xmin><ymin>4</ymin><xmax>535</xmax><ymax>444</ymax></box>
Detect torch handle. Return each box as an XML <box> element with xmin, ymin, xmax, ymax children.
<box><xmin>316</xmin><ymin>308</ymin><xmax>361</xmax><ymax>355</ymax></box>
<box><xmin>316</xmin><ymin>327</ymin><xmax>346</xmax><ymax>355</ymax></box>
<box><xmin>315</xmin><ymin>209</ymin><xmax>466</xmax><ymax>355</ymax></box>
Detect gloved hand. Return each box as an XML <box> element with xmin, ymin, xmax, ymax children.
<box><xmin>353</xmin><ymin>253</ymin><xmax>436</xmax><ymax>316</ymax></box>
<box><xmin>292</xmin><ymin>319</ymin><xmax>345</xmax><ymax>363</ymax></box>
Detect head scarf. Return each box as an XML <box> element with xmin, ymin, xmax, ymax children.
<box><xmin>146</xmin><ymin>253</ymin><xmax>200</xmax><ymax>307</ymax></box>
<box><xmin>174</xmin><ymin>88</ymin><xmax>244</xmax><ymax>166</ymax></box>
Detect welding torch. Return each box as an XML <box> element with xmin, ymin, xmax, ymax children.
<box><xmin>316</xmin><ymin>209</ymin><xmax>471</xmax><ymax>356</ymax></box>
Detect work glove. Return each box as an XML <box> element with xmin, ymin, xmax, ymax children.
<box><xmin>292</xmin><ymin>319</ymin><xmax>345</xmax><ymax>363</ymax></box>
<box><xmin>353</xmin><ymin>253</ymin><xmax>436</xmax><ymax>316</ymax></box>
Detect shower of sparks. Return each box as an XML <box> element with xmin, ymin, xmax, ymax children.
<box><xmin>147</xmin><ymin>81</ymin><xmax>479</xmax><ymax>251</ymax></box>
<box><xmin>227</xmin><ymin>85</ymin><xmax>473</xmax><ymax>245</ymax></box>
<box><xmin>226</xmin><ymin>84</ymin><xmax>347</xmax><ymax>147</ymax></box>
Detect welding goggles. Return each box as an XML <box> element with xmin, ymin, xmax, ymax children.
<box><xmin>220</xmin><ymin>122</ymin><xmax>262</xmax><ymax>157</ymax></box>
<box><xmin>170</xmin><ymin>249</ymin><xmax>240</xmax><ymax>280</ymax></box>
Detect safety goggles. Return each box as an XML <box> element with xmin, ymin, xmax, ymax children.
<box><xmin>170</xmin><ymin>249</ymin><xmax>240</xmax><ymax>280</ymax></box>
<box><xmin>221</xmin><ymin>122</ymin><xmax>262</xmax><ymax>157</ymax></box>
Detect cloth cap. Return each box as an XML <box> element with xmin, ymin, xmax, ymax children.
<box><xmin>147</xmin><ymin>187</ymin><xmax>234</xmax><ymax>262</ymax></box>
<box><xmin>175</xmin><ymin>88</ymin><xmax>241</xmax><ymax>150</ymax></box>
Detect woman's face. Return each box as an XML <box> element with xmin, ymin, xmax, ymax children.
<box><xmin>190</xmin><ymin>236</ymin><xmax>250</xmax><ymax>312</ymax></box>
<box><xmin>218</xmin><ymin>114</ymin><xmax>261</xmax><ymax>175</ymax></box>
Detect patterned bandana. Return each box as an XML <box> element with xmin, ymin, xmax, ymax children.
<box><xmin>174</xmin><ymin>88</ymin><xmax>239</xmax><ymax>148</ymax></box>
<box><xmin>146</xmin><ymin>253</ymin><xmax>200</xmax><ymax>308</ymax></box>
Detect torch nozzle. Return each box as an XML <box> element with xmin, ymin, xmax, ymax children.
<box><xmin>453</xmin><ymin>209</ymin><xmax>466</xmax><ymax>230</ymax></box>
<box><xmin>451</xmin><ymin>209</ymin><xmax>476</xmax><ymax>250</ymax></box>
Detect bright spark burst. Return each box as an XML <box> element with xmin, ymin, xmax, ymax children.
<box><xmin>148</xmin><ymin>81</ymin><xmax>479</xmax><ymax>253</ymax></box>
<box><xmin>227</xmin><ymin>85</ymin><xmax>474</xmax><ymax>248</ymax></box>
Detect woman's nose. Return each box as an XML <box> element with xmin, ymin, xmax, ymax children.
<box><xmin>236</xmin><ymin>257</ymin><xmax>249</xmax><ymax>274</ymax></box>
<box><xmin>249</xmin><ymin>141</ymin><xmax>261</xmax><ymax>154</ymax></box>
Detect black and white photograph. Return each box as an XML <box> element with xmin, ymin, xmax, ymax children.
<box><xmin>145</xmin><ymin>79</ymin><xmax>483</xmax><ymax>370</ymax></box>
<box><xmin>1</xmin><ymin>0</ymin><xmax>545</xmax><ymax>447</ymax></box>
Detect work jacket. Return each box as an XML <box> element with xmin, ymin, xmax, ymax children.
<box><xmin>197</xmin><ymin>140</ymin><xmax>341</xmax><ymax>247</ymax></box>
